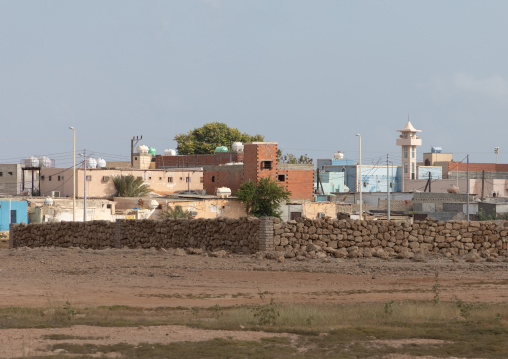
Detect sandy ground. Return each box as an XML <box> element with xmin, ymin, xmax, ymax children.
<box><xmin>0</xmin><ymin>245</ymin><xmax>507</xmax><ymax>358</ymax></box>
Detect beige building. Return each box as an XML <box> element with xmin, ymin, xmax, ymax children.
<box><xmin>39</xmin><ymin>167</ymin><xmax>204</xmax><ymax>198</ymax></box>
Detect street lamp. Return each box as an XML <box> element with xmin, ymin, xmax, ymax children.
<box><xmin>356</xmin><ymin>134</ymin><xmax>362</xmax><ymax>220</ymax></box>
<box><xmin>495</xmin><ymin>147</ymin><xmax>499</xmax><ymax>164</ymax></box>
<box><xmin>69</xmin><ymin>126</ymin><xmax>76</xmax><ymax>221</ymax></box>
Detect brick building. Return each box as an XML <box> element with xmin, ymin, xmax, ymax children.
<box><xmin>165</xmin><ymin>142</ymin><xmax>314</xmax><ymax>200</ymax></box>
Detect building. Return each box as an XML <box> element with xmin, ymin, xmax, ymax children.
<box><xmin>202</xmin><ymin>142</ymin><xmax>314</xmax><ymax>199</ymax></box>
<box><xmin>0</xmin><ymin>199</ymin><xmax>28</xmax><ymax>230</ymax></box>
<box><xmin>0</xmin><ymin>163</ymin><xmax>40</xmax><ymax>196</ymax></box>
<box><xmin>39</xmin><ymin>167</ymin><xmax>204</xmax><ymax>198</ymax></box>
<box><xmin>396</xmin><ymin>120</ymin><xmax>422</xmax><ymax>183</ymax></box>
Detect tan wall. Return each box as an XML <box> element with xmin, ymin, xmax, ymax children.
<box><xmin>301</xmin><ymin>202</ymin><xmax>337</xmax><ymax>219</ymax></box>
<box><xmin>40</xmin><ymin>168</ymin><xmax>204</xmax><ymax>198</ymax></box>
<box><xmin>114</xmin><ymin>197</ymin><xmax>247</xmax><ymax>219</ymax></box>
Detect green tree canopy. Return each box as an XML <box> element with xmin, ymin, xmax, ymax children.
<box><xmin>161</xmin><ymin>205</ymin><xmax>194</xmax><ymax>219</ymax></box>
<box><xmin>277</xmin><ymin>150</ymin><xmax>313</xmax><ymax>164</ymax></box>
<box><xmin>235</xmin><ymin>177</ymin><xmax>291</xmax><ymax>218</ymax></box>
<box><xmin>174</xmin><ymin>122</ymin><xmax>264</xmax><ymax>155</ymax></box>
<box><xmin>112</xmin><ymin>175</ymin><xmax>152</xmax><ymax>197</ymax></box>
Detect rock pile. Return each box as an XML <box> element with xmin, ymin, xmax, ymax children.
<box><xmin>273</xmin><ymin>217</ymin><xmax>508</xmax><ymax>259</ymax></box>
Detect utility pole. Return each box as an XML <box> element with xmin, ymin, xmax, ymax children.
<box><xmin>82</xmin><ymin>149</ymin><xmax>88</xmax><ymax>222</ymax></box>
<box><xmin>466</xmin><ymin>155</ymin><xmax>470</xmax><ymax>222</ymax></box>
<box><xmin>481</xmin><ymin>170</ymin><xmax>485</xmax><ymax>201</ymax></box>
<box><xmin>131</xmin><ymin>135</ymin><xmax>143</xmax><ymax>167</ymax></box>
<box><xmin>387</xmin><ymin>154</ymin><xmax>390</xmax><ymax>220</ymax></box>
<box><xmin>495</xmin><ymin>147</ymin><xmax>499</xmax><ymax>164</ymax></box>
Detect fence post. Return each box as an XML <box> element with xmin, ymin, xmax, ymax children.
<box><xmin>259</xmin><ymin>216</ymin><xmax>274</xmax><ymax>252</ymax></box>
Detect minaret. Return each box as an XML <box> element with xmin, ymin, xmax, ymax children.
<box><xmin>396</xmin><ymin>119</ymin><xmax>422</xmax><ymax>187</ymax></box>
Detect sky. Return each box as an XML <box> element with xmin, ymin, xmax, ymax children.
<box><xmin>1</xmin><ymin>0</ymin><xmax>507</xmax><ymax>169</ymax></box>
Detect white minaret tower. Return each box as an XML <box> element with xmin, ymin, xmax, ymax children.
<box><xmin>396</xmin><ymin>118</ymin><xmax>422</xmax><ymax>189</ymax></box>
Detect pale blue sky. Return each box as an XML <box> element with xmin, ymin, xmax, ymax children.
<box><xmin>1</xmin><ymin>0</ymin><xmax>507</xmax><ymax>168</ymax></box>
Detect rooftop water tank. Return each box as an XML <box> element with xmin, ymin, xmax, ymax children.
<box><xmin>215</xmin><ymin>146</ymin><xmax>228</xmax><ymax>153</ymax></box>
<box><xmin>96</xmin><ymin>158</ymin><xmax>107</xmax><ymax>168</ymax></box>
<box><xmin>164</xmin><ymin>149</ymin><xmax>177</xmax><ymax>156</ymax></box>
<box><xmin>137</xmin><ymin>144</ymin><xmax>149</xmax><ymax>154</ymax></box>
<box><xmin>431</xmin><ymin>147</ymin><xmax>443</xmax><ymax>153</ymax></box>
<box><xmin>232</xmin><ymin>142</ymin><xmax>244</xmax><ymax>152</ymax></box>
<box><xmin>25</xmin><ymin>156</ymin><xmax>39</xmax><ymax>167</ymax></box>
<box><xmin>334</xmin><ymin>151</ymin><xmax>344</xmax><ymax>159</ymax></box>
<box><xmin>86</xmin><ymin>158</ymin><xmax>97</xmax><ymax>169</ymax></box>
<box><xmin>447</xmin><ymin>185</ymin><xmax>459</xmax><ymax>193</ymax></box>
<box><xmin>216</xmin><ymin>187</ymin><xmax>232</xmax><ymax>198</ymax></box>
<box><xmin>148</xmin><ymin>147</ymin><xmax>156</xmax><ymax>156</ymax></box>
<box><xmin>39</xmin><ymin>156</ymin><xmax>52</xmax><ymax>167</ymax></box>
<box><xmin>148</xmin><ymin>199</ymin><xmax>159</xmax><ymax>209</ymax></box>
<box><xmin>44</xmin><ymin>197</ymin><xmax>54</xmax><ymax>206</ymax></box>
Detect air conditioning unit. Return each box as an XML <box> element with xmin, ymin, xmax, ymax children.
<box><xmin>317</xmin><ymin>212</ymin><xmax>326</xmax><ymax>218</ymax></box>
<box><xmin>51</xmin><ymin>191</ymin><xmax>60</xmax><ymax>198</ymax></box>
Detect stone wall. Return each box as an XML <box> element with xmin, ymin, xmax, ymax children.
<box><xmin>10</xmin><ymin>217</ymin><xmax>260</xmax><ymax>253</ymax></box>
<box><xmin>273</xmin><ymin>217</ymin><xmax>508</xmax><ymax>259</ymax></box>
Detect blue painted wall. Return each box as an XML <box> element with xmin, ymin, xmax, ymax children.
<box><xmin>315</xmin><ymin>171</ymin><xmax>345</xmax><ymax>194</ymax></box>
<box><xmin>418</xmin><ymin>166</ymin><xmax>442</xmax><ymax>180</ymax></box>
<box><xmin>0</xmin><ymin>200</ymin><xmax>29</xmax><ymax>231</ymax></box>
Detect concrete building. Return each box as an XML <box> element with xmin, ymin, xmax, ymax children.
<box><xmin>0</xmin><ymin>164</ymin><xmax>39</xmax><ymax>196</ymax></box>
<box><xmin>39</xmin><ymin>167</ymin><xmax>204</xmax><ymax>198</ymax></box>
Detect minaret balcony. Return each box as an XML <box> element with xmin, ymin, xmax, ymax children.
<box><xmin>396</xmin><ymin>138</ymin><xmax>422</xmax><ymax>146</ymax></box>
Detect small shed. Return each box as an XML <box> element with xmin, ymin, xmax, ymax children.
<box><xmin>0</xmin><ymin>200</ymin><xmax>29</xmax><ymax>230</ymax></box>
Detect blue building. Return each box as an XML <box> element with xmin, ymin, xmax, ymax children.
<box><xmin>315</xmin><ymin>171</ymin><xmax>345</xmax><ymax>194</ymax></box>
<box><xmin>0</xmin><ymin>200</ymin><xmax>28</xmax><ymax>231</ymax></box>
<box><xmin>317</xmin><ymin>157</ymin><xmax>401</xmax><ymax>193</ymax></box>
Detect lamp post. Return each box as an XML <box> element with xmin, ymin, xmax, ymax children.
<box><xmin>79</xmin><ymin>150</ymin><xmax>87</xmax><ymax>222</ymax></box>
<box><xmin>69</xmin><ymin>126</ymin><xmax>76</xmax><ymax>221</ymax></box>
<box><xmin>494</xmin><ymin>147</ymin><xmax>499</xmax><ymax>164</ymax></box>
<box><xmin>356</xmin><ymin>134</ymin><xmax>362</xmax><ymax>220</ymax></box>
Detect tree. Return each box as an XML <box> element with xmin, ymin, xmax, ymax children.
<box><xmin>235</xmin><ymin>177</ymin><xmax>291</xmax><ymax>218</ymax></box>
<box><xmin>277</xmin><ymin>150</ymin><xmax>313</xmax><ymax>164</ymax></box>
<box><xmin>174</xmin><ymin>122</ymin><xmax>264</xmax><ymax>155</ymax></box>
<box><xmin>112</xmin><ymin>175</ymin><xmax>152</xmax><ymax>197</ymax></box>
<box><xmin>161</xmin><ymin>205</ymin><xmax>194</xmax><ymax>219</ymax></box>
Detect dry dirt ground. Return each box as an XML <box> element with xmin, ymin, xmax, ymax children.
<box><xmin>0</xmin><ymin>241</ymin><xmax>507</xmax><ymax>358</ymax></box>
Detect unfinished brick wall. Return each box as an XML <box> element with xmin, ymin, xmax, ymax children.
<box><xmin>155</xmin><ymin>152</ymin><xmax>243</xmax><ymax>169</ymax></box>
<box><xmin>243</xmin><ymin>142</ymin><xmax>278</xmax><ymax>182</ymax></box>
<box><xmin>277</xmin><ymin>166</ymin><xmax>314</xmax><ymax>200</ymax></box>
<box><xmin>203</xmin><ymin>165</ymin><xmax>244</xmax><ymax>195</ymax></box>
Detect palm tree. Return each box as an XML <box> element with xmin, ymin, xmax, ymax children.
<box><xmin>112</xmin><ymin>175</ymin><xmax>152</xmax><ymax>197</ymax></box>
<box><xmin>162</xmin><ymin>205</ymin><xmax>194</xmax><ymax>219</ymax></box>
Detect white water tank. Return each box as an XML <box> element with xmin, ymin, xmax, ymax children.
<box><xmin>334</xmin><ymin>151</ymin><xmax>344</xmax><ymax>159</ymax></box>
<box><xmin>148</xmin><ymin>199</ymin><xmax>159</xmax><ymax>209</ymax></box>
<box><xmin>137</xmin><ymin>144</ymin><xmax>149</xmax><ymax>154</ymax></box>
<box><xmin>86</xmin><ymin>158</ymin><xmax>97</xmax><ymax>169</ymax></box>
<box><xmin>232</xmin><ymin>142</ymin><xmax>244</xmax><ymax>152</ymax></box>
<box><xmin>25</xmin><ymin>156</ymin><xmax>39</xmax><ymax>167</ymax></box>
<box><xmin>96</xmin><ymin>158</ymin><xmax>107</xmax><ymax>168</ymax></box>
<box><xmin>39</xmin><ymin>156</ymin><xmax>52</xmax><ymax>167</ymax></box>
<box><xmin>216</xmin><ymin>187</ymin><xmax>232</xmax><ymax>198</ymax></box>
<box><xmin>164</xmin><ymin>149</ymin><xmax>177</xmax><ymax>155</ymax></box>
<box><xmin>447</xmin><ymin>185</ymin><xmax>460</xmax><ymax>193</ymax></box>
<box><xmin>44</xmin><ymin>197</ymin><xmax>54</xmax><ymax>206</ymax></box>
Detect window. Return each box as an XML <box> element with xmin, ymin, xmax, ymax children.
<box><xmin>412</xmin><ymin>147</ymin><xmax>415</xmax><ymax>159</ymax></box>
<box><xmin>403</xmin><ymin>132</ymin><xmax>408</xmax><ymax>139</ymax></box>
<box><xmin>58</xmin><ymin>176</ymin><xmax>61</xmax><ymax>181</ymax></box>
<box><xmin>200</xmin><ymin>177</ymin><xmax>204</xmax><ymax>183</ymax></box>
<box><xmin>148</xmin><ymin>177</ymin><xmax>152</xmax><ymax>180</ymax></box>
<box><xmin>134</xmin><ymin>157</ymin><xmax>138</xmax><ymax>160</ymax></box>
<box><xmin>404</xmin><ymin>163</ymin><xmax>408</xmax><ymax>174</ymax></box>
<box><xmin>261</xmin><ymin>161</ymin><xmax>272</xmax><ymax>170</ymax></box>
<box><xmin>102</xmin><ymin>176</ymin><xmax>110</xmax><ymax>183</ymax></box>
<box><xmin>212</xmin><ymin>175</ymin><xmax>215</xmax><ymax>183</ymax></box>
<box><xmin>8</xmin><ymin>172</ymin><xmax>13</xmax><ymax>175</ymax></box>
<box><xmin>404</xmin><ymin>146</ymin><xmax>408</xmax><ymax>159</ymax></box>
<box><xmin>278</xmin><ymin>174</ymin><xmax>286</xmax><ymax>182</ymax></box>
<box><xmin>40</xmin><ymin>175</ymin><xmax>45</xmax><ymax>180</ymax></box>
<box><xmin>0</xmin><ymin>172</ymin><xmax>2</xmax><ymax>177</ymax></box>
<box><xmin>168</xmin><ymin>177</ymin><xmax>173</xmax><ymax>183</ymax></box>
<box><xmin>159</xmin><ymin>177</ymin><xmax>162</xmax><ymax>180</ymax></box>
<box><xmin>185</xmin><ymin>177</ymin><xmax>190</xmax><ymax>183</ymax></box>
<box><xmin>86</xmin><ymin>175</ymin><xmax>92</xmax><ymax>181</ymax></box>
<box><xmin>49</xmin><ymin>176</ymin><xmax>52</xmax><ymax>181</ymax></box>
<box><xmin>179</xmin><ymin>177</ymin><xmax>183</xmax><ymax>181</ymax></box>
